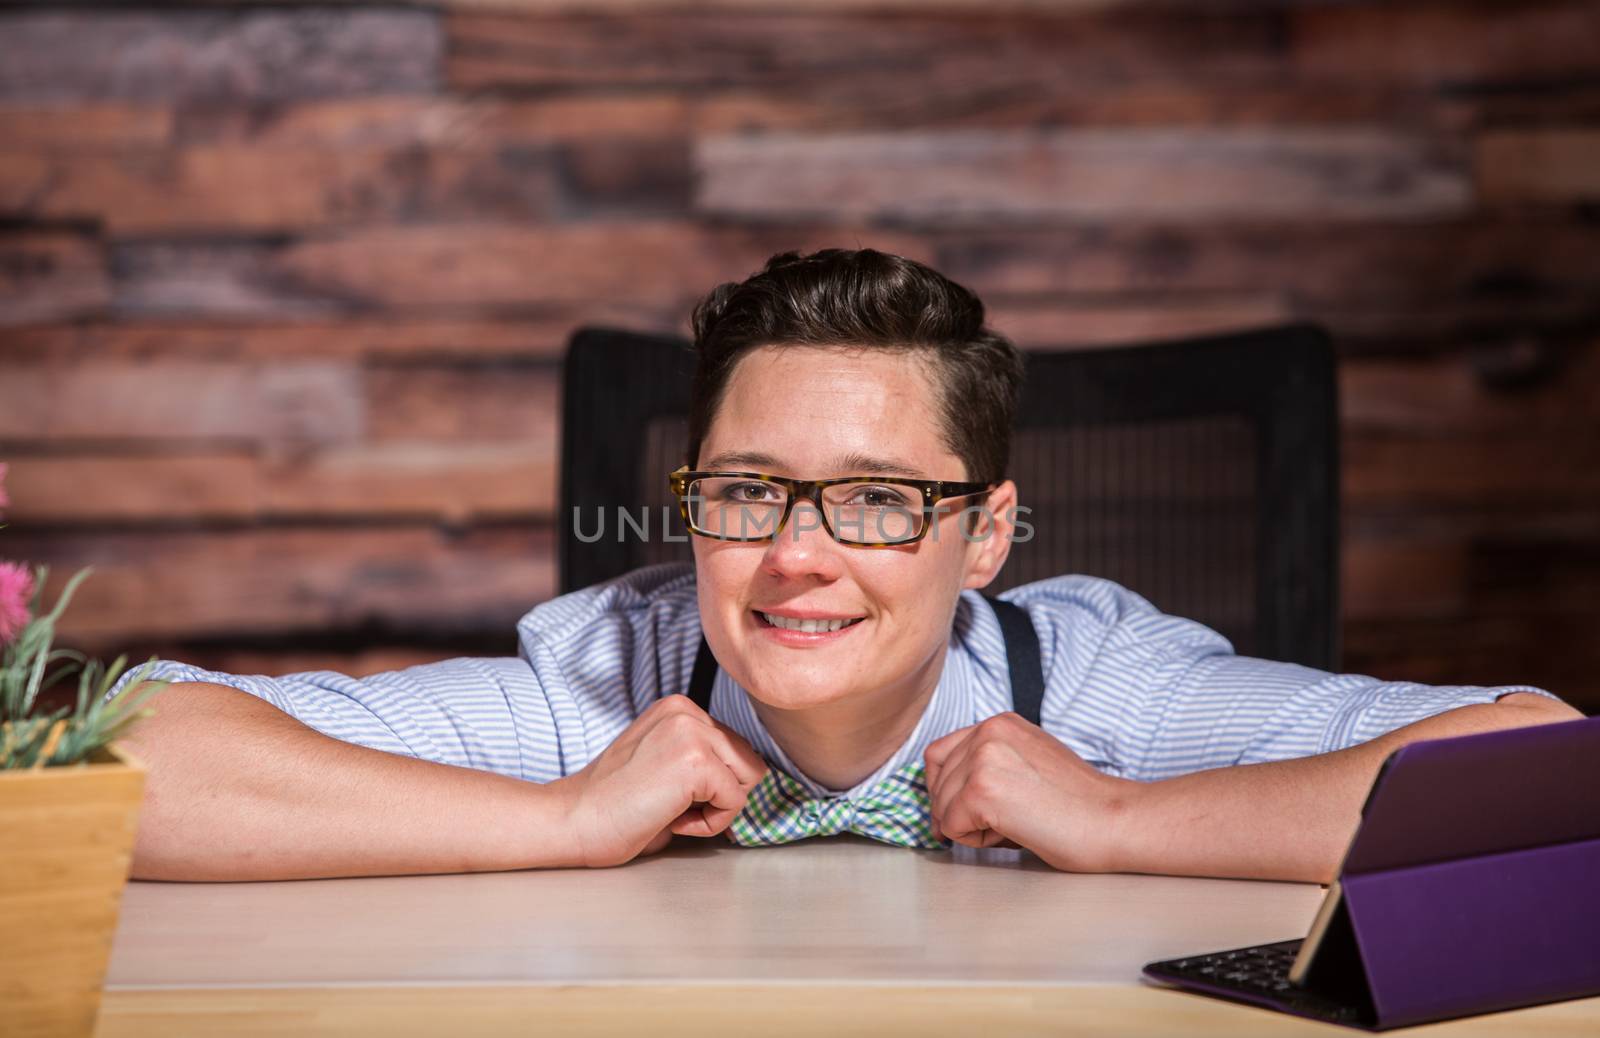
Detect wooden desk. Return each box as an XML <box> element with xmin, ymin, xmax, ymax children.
<box><xmin>97</xmin><ymin>836</ymin><xmax>1600</xmax><ymax>1036</ymax></box>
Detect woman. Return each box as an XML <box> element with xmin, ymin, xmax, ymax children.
<box><xmin>109</xmin><ymin>249</ymin><xmax>1579</xmax><ymax>882</ymax></box>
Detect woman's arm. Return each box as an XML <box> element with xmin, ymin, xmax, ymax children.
<box><xmin>1105</xmin><ymin>692</ymin><xmax>1582</xmax><ymax>884</ymax></box>
<box><xmin>119</xmin><ymin>681</ymin><xmax>582</xmax><ymax>881</ymax></box>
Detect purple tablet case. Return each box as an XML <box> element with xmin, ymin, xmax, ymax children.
<box><xmin>1144</xmin><ymin>715</ymin><xmax>1600</xmax><ymax>1030</ymax></box>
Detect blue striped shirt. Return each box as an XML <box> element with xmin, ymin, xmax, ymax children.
<box><xmin>105</xmin><ymin>562</ymin><xmax>1561</xmax><ymax>797</ymax></box>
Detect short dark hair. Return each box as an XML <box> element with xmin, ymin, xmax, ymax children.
<box><xmin>687</xmin><ymin>248</ymin><xmax>1024</xmax><ymax>483</ymax></box>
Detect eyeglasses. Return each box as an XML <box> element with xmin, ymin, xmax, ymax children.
<box><xmin>668</xmin><ymin>466</ymin><xmax>997</xmax><ymax>546</ymax></box>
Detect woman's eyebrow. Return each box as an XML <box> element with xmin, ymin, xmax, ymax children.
<box><xmin>701</xmin><ymin>450</ymin><xmax>923</xmax><ymax>477</ymax></box>
<box><xmin>833</xmin><ymin>451</ymin><xmax>923</xmax><ymax>477</ymax></box>
<box><xmin>700</xmin><ymin>450</ymin><xmax>781</xmax><ymax>471</ymax></box>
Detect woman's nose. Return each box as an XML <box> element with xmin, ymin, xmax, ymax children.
<box><xmin>761</xmin><ymin>500</ymin><xmax>843</xmax><ymax>577</ymax></box>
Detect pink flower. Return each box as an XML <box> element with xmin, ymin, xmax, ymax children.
<box><xmin>0</xmin><ymin>560</ymin><xmax>33</xmax><ymax>646</ymax></box>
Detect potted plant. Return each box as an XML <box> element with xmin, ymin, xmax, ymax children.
<box><xmin>1</xmin><ymin>462</ymin><xmax>168</xmax><ymax>1038</ymax></box>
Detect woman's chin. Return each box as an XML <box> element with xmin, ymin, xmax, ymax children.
<box><xmin>741</xmin><ymin>675</ymin><xmax>858</xmax><ymax>713</ymax></box>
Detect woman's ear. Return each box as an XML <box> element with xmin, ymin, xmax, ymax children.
<box><xmin>961</xmin><ymin>479</ymin><xmax>1020</xmax><ymax>591</ymax></box>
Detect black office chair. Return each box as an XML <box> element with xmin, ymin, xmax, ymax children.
<box><xmin>559</xmin><ymin>323</ymin><xmax>1339</xmax><ymax>670</ymax></box>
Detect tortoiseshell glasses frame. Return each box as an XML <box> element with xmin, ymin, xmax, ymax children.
<box><xmin>668</xmin><ymin>465</ymin><xmax>998</xmax><ymax>546</ymax></box>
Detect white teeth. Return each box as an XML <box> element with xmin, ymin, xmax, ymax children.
<box><xmin>760</xmin><ymin>612</ymin><xmax>858</xmax><ymax>633</ymax></box>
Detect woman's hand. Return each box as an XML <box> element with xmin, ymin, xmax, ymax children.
<box><xmin>550</xmin><ymin>694</ymin><xmax>769</xmax><ymax>868</ymax></box>
<box><xmin>924</xmin><ymin>711</ymin><xmax>1141</xmax><ymax>872</ymax></box>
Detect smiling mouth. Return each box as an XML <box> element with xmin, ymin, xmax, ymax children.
<box><xmin>754</xmin><ymin>611</ymin><xmax>866</xmax><ymax>634</ymax></box>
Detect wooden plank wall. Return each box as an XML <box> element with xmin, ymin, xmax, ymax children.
<box><xmin>1</xmin><ymin>1</ymin><xmax>1597</xmax><ymax>711</ymax></box>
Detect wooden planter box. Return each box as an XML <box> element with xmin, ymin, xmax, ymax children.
<box><xmin>0</xmin><ymin>742</ymin><xmax>145</xmax><ymax>1038</ymax></box>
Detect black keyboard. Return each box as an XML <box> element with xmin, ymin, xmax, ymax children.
<box><xmin>1144</xmin><ymin>939</ymin><xmax>1368</xmax><ymax>1027</ymax></box>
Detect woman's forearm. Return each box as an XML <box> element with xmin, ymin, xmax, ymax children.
<box><xmin>119</xmin><ymin>681</ymin><xmax>582</xmax><ymax>881</ymax></box>
<box><xmin>1110</xmin><ymin>693</ymin><xmax>1581</xmax><ymax>884</ymax></box>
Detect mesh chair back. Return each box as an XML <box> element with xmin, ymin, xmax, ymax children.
<box><xmin>559</xmin><ymin>324</ymin><xmax>1338</xmax><ymax>668</ymax></box>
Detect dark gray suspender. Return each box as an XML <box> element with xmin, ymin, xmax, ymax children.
<box><xmin>685</xmin><ymin>596</ymin><xmax>1044</xmax><ymax>726</ymax></box>
<box><xmin>688</xmin><ymin>633</ymin><xmax>719</xmax><ymax>711</ymax></box>
<box><xmin>986</xmin><ymin>596</ymin><xmax>1045</xmax><ymax>726</ymax></box>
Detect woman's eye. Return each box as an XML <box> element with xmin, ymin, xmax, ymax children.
<box><xmin>856</xmin><ymin>487</ymin><xmax>908</xmax><ymax>507</ymax></box>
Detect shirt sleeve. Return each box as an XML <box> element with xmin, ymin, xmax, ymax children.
<box><xmin>100</xmin><ymin>561</ymin><xmax>704</xmax><ymax>785</ymax></box>
<box><xmin>1012</xmin><ymin>573</ymin><xmax>1572</xmax><ymax>783</ymax></box>
<box><xmin>103</xmin><ymin>655</ymin><xmax>546</xmax><ymax>781</ymax></box>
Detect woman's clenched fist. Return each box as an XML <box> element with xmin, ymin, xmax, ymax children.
<box><xmin>550</xmin><ymin>694</ymin><xmax>769</xmax><ymax>868</ymax></box>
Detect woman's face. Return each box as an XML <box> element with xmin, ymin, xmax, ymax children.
<box><xmin>692</xmin><ymin>345</ymin><xmax>1017</xmax><ymax>714</ymax></box>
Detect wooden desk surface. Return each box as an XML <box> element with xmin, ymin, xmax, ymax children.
<box><xmin>97</xmin><ymin>836</ymin><xmax>1600</xmax><ymax>1036</ymax></box>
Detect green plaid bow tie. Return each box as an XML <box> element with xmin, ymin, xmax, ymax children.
<box><xmin>726</xmin><ymin>759</ymin><xmax>952</xmax><ymax>849</ymax></box>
